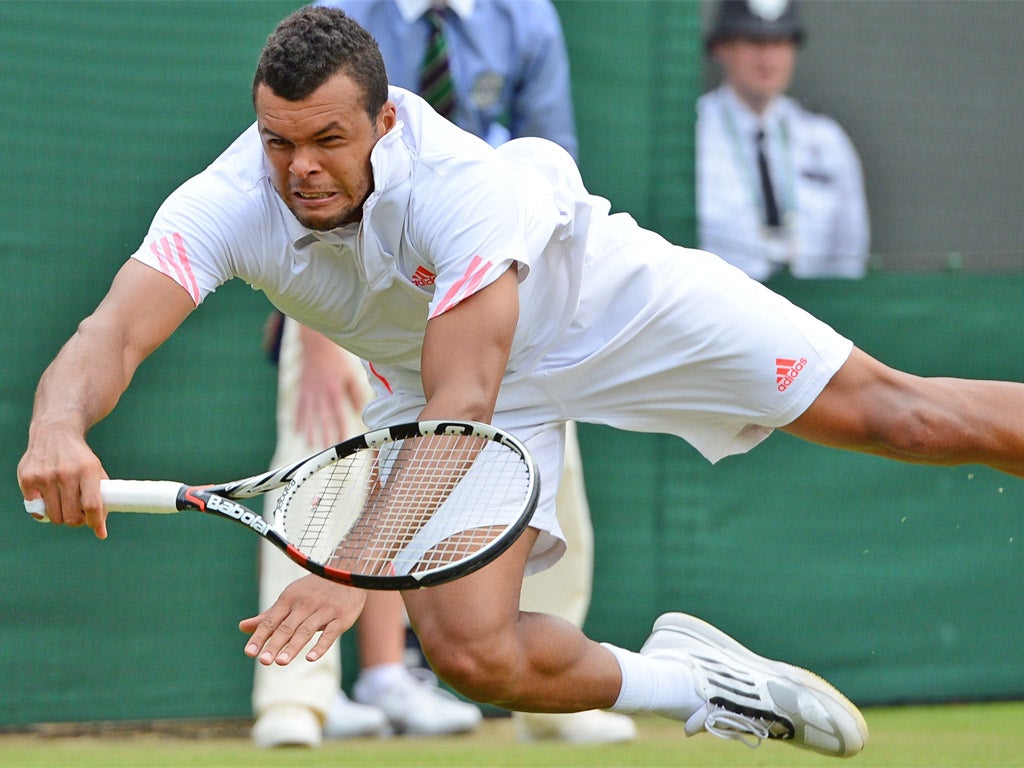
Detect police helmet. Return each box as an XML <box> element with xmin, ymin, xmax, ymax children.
<box><xmin>706</xmin><ymin>0</ymin><xmax>806</xmax><ymax>50</ymax></box>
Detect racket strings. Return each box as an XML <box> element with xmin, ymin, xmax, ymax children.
<box><xmin>330</xmin><ymin>435</ymin><xmax>486</xmax><ymax>574</ymax></box>
<box><xmin>287</xmin><ymin>451</ymin><xmax>377</xmax><ymax>558</ymax></box>
<box><xmin>281</xmin><ymin>434</ymin><xmax>530</xmax><ymax>578</ymax></box>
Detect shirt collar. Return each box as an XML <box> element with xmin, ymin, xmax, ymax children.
<box><xmin>721</xmin><ymin>83</ymin><xmax>784</xmax><ymax>135</ymax></box>
<box><xmin>394</xmin><ymin>0</ymin><xmax>475</xmax><ymax>23</ymax></box>
<box><xmin>290</xmin><ymin>223</ymin><xmax>360</xmax><ymax>250</ymax></box>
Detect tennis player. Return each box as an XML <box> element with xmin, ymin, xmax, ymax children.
<box><xmin>19</xmin><ymin>7</ymin><xmax>1024</xmax><ymax>757</ymax></box>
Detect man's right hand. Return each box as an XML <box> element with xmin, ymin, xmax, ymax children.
<box><xmin>18</xmin><ymin>428</ymin><xmax>109</xmax><ymax>539</ymax></box>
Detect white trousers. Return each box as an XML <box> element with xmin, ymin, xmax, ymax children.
<box><xmin>252</xmin><ymin>318</ymin><xmax>594</xmax><ymax>716</ymax></box>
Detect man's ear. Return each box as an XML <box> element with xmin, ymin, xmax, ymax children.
<box><xmin>378</xmin><ymin>100</ymin><xmax>398</xmax><ymax>135</ymax></box>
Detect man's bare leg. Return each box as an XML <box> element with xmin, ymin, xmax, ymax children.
<box><xmin>402</xmin><ymin>530</ymin><xmax>622</xmax><ymax>712</ymax></box>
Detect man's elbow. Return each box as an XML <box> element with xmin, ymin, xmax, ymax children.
<box><xmin>421</xmin><ymin>384</ymin><xmax>498</xmax><ymax>424</ymax></box>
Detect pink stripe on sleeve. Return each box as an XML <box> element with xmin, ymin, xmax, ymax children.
<box><xmin>431</xmin><ymin>255</ymin><xmax>493</xmax><ymax>318</ymax></box>
<box><xmin>149</xmin><ymin>234</ymin><xmax>200</xmax><ymax>305</ymax></box>
<box><xmin>172</xmin><ymin>233</ymin><xmax>200</xmax><ymax>304</ymax></box>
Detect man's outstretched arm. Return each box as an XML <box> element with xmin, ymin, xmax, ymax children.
<box><xmin>18</xmin><ymin>260</ymin><xmax>195</xmax><ymax>537</ymax></box>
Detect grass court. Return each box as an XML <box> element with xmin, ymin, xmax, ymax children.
<box><xmin>2</xmin><ymin>702</ymin><xmax>1022</xmax><ymax>767</ymax></box>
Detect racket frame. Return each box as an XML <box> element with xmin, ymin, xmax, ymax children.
<box><xmin>26</xmin><ymin>420</ymin><xmax>539</xmax><ymax>590</ymax></box>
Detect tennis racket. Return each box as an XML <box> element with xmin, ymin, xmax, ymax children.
<box><xmin>23</xmin><ymin>420</ymin><xmax>539</xmax><ymax>590</ymax></box>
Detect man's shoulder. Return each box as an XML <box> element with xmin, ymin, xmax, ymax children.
<box><xmin>203</xmin><ymin>123</ymin><xmax>269</xmax><ymax>193</ymax></box>
<box><xmin>778</xmin><ymin>99</ymin><xmax>861</xmax><ymax>165</ymax></box>
<box><xmin>488</xmin><ymin>0</ymin><xmax>559</xmax><ymax>21</ymax></box>
<box><xmin>781</xmin><ymin>96</ymin><xmax>849</xmax><ymax>135</ymax></box>
<box><xmin>170</xmin><ymin>125</ymin><xmax>272</xmax><ymax>215</ymax></box>
<box><xmin>697</xmin><ymin>87</ymin><xmax>721</xmax><ymax>105</ymax></box>
<box><xmin>392</xmin><ymin>88</ymin><xmax>497</xmax><ymax>167</ymax></box>
<box><xmin>695</xmin><ymin>89</ymin><xmax>730</xmax><ymax>138</ymax></box>
<box><xmin>466</xmin><ymin>0</ymin><xmax>562</xmax><ymax>37</ymax></box>
<box><xmin>696</xmin><ymin>86</ymin><xmax>732</xmax><ymax>119</ymax></box>
<box><xmin>149</xmin><ymin>123</ymin><xmax>281</xmax><ymax>251</ymax></box>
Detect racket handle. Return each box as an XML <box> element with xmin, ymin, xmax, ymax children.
<box><xmin>24</xmin><ymin>498</ymin><xmax>48</xmax><ymax>522</ymax></box>
<box><xmin>23</xmin><ymin>479</ymin><xmax>183</xmax><ymax>522</ymax></box>
<box><xmin>101</xmin><ymin>479</ymin><xmax>182</xmax><ymax>513</ymax></box>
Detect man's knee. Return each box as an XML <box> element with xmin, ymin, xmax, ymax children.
<box><xmin>403</xmin><ymin>529</ymin><xmax>537</xmax><ymax>703</ymax></box>
<box><xmin>417</xmin><ymin>625</ymin><xmax>519</xmax><ymax>704</ymax></box>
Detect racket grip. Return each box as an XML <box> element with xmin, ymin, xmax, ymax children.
<box><xmin>101</xmin><ymin>479</ymin><xmax>182</xmax><ymax>513</ymax></box>
<box><xmin>23</xmin><ymin>480</ymin><xmax>182</xmax><ymax>522</ymax></box>
<box><xmin>24</xmin><ymin>498</ymin><xmax>49</xmax><ymax>523</ymax></box>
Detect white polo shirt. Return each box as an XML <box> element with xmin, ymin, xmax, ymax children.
<box><xmin>133</xmin><ymin>87</ymin><xmax>589</xmax><ymax>406</ymax></box>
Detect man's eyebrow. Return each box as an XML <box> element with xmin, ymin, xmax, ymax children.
<box><xmin>313</xmin><ymin>121</ymin><xmax>346</xmax><ymax>136</ymax></box>
<box><xmin>258</xmin><ymin>125</ymin><xmax>285</xmax><ymax>140</ymax></box>
<box><xmin>259</xmin><ymin>121</ymin><xmax>347</xmax><ymax>140</ymax></box>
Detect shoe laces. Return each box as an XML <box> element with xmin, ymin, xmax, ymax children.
<box><xmin>704</xmin><ymin>708</ymin><xmax>771</xmax><ymax>749</ymax></box>
<box><xmin>691</xmin><ymin>702</ymin><xmax>793</xmax><ymax>750</ymax></box>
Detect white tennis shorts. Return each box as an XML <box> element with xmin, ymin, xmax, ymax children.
<box><xmin>492</xmin><ymin>219</ymin><xmax>854</xmax><ymax>572</ymax></box>
<box><xmin>367</xmin><ymin>215</ymin><xmax>854</xmax><ymax>574</ymax></box>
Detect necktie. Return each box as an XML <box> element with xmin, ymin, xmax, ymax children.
<box><xmin>755</xmin><ymin>129</ymin><xmax>782</xmax><ymax>228</ymax></box>
<box><xmin>420</xmin><ymin>7</ymin><xmax>455</xmax><ymax>120</ymax></box>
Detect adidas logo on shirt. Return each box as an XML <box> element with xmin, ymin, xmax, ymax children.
<box><xmin>411</xmin><ymin>265</ymin><xmax>436</xmax><ymax>287</ymax></box>
<box><xmin>776</xmin><ymin>357</ymin><xmax>808</xmax><ymax>392</ymax></box>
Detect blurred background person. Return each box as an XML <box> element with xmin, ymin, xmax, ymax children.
<box><xmin>252</xmin><ymin>0</ymin><xmax>636</xmax><ymax>748</ymax></box>
<box><xmin>337</xmin><ymin>0</ymin><xmax>576</xmax><ymax>155</ymax></box>
<box><xmin>697</xmin><ymin>0</ymin><xmax>869</xmax><ymax>281</ymax></box>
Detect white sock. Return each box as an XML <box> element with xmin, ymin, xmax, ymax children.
<box><xmin>353</xmin><ymin>662</ymin><xmax>408</xmax><ymax>700</ymax></box>
<box><xmin>602</xmin><ymin>643</ymin><xmax>701</xmax><ymax>720</ymax></box>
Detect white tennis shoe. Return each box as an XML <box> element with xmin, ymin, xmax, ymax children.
<box><xmin>251</xmin><ymin>704</ymin><xmax>323</xmax><ymax>748</ymax></box>
<box><xmin>354</xmin><ymin>668</ymin><xmax>483</xmax><ymax>736</ymax></box>
<box><xmin>641</xmin><ymin>612</ymin><xmax>868</xmax><ymax>757</ymax></box>
<box><xmin>514</xmin><ymin>709</ymin><xmax>638</xmax><ymax>744</ymax></box>
<box><xmin>323</xmin><ymin>690</ymin><xmax>391</xmax><ymax>739</ymax></box>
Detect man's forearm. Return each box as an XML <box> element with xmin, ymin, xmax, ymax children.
<box><xmin>29</xmin><ymin>317</ymin><xmax>136</xmax><ymax>437</ymax></box>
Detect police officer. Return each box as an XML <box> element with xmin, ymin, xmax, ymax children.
<box><xmin>697</xmin><ymin>0</ymin><xmax>870</xmax><ymax>281</ymax></box>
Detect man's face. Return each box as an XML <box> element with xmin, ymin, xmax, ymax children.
<box><xmin>255</xmin><ymin>71</ymin><xmax>396</xmax><ymax>231</ymax></box>
<box><xmin>713</xmin><ymin>36</ymin><xmax>797</xmax><ymax>112</ymax></box>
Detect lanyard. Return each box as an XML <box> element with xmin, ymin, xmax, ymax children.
<box><xmin>717</xmin><ymin>89</ymin><xmax>795</xmax><ymax>227</ymax></box>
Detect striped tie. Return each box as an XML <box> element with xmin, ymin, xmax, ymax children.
<box><xmin>420</xmin><ymin>7</ymin><xmax>455</xmax><ymax>119</ymax></box>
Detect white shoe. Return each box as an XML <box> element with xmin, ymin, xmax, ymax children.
<box><xmin>514</xmin><ymin>710</ymin><xmax>638</xmax><ymax>744</ymax></box>
<box><xmin>354</xmin><ymin>668</ymin><xmax>483</xmax><ymax>736</ymax></box>
<box><xmin>641</xmin><ymin>613</ymin><xmax>868</xmax><ymax>757</ymax></box>
<box><xmin>323</xmin><ymin>690</ymin><xmax>391</xmax><ymax>739</ymax></box>
<box><xmin>251</xmin><ymin>704</ymin><xmax>322</xmax><ymax>748</ymax></box>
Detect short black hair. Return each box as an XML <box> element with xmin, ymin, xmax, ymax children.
<box><xmin>252</xmin><ymin>6</ymin><xmax>389</xmax><ymax>118</ymax></box>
